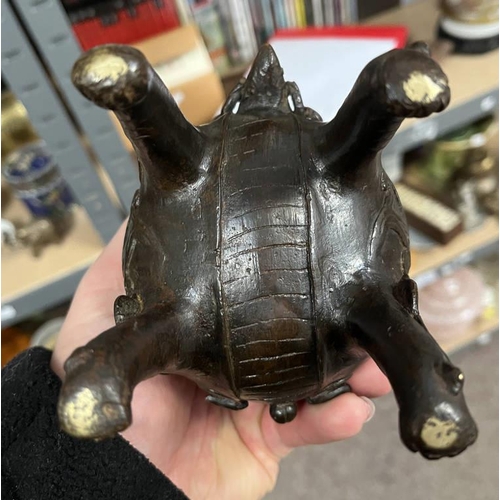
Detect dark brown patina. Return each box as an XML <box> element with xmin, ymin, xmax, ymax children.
<box><xmin>58</xmin><ymin>42</ymin><xmax>478</xmax><ymax>459</ymax></box>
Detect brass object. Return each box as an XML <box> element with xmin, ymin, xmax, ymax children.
<box><xmin>1</xmin><ymin>92</ymin><xmax>75</xmax><ymax>254</ymax></box>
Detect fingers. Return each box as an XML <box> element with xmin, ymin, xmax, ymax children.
<box><xmin>52</xmin><ymin>220</ymin><xmax>128</xmax><ymax>377</ymax></box>
<box><xmin>348</xmin><ymin>357</ymin><xmax>392</xmax><ymax>398</ymax></box>
<box><xmin>262</xmin><ymin>359</ymin><xmax>391</xmax><ymax>457</ymax></box>
<box><xmin>269</xmin><ymin>393</ymin><xmax>374</xmax><ymax>453</ymax></box>
<box><xmin>67</xmin><ymin>219</ymin><xmax>128</xmax><ymax>311</ymax></box>
<box><xmin>63</xmin><ymin>219</ymin><xmax>128</xmax><ymax>328</ymax></box>
<box><xmin>79</xmin><ymin>219</ymin><xmax>128</xmax><ymax>294</ymax></box>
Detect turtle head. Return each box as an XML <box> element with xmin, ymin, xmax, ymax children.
<box><xmin>225</xmin><ymin>44</ymin><xmax>290</xmax><ymax>115</ymax></box>
<box><xmin>398</xmin><ymin>361</ymin><xmax>478</xmax><ymax>459</ymax></box>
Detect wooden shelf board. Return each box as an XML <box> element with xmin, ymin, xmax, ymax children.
<box><xmin>366</xmin><ymin>0</ymin><xmax>499</xmax><ymax>133</ymax></box>
<box><xmin>410</xmin><ymin>217</ymin><xmax>499</xmax><ymax>278</ymax></box>
<box><xmin>440</xmin><ymin>314</ymin><xmax>499</xmax><ymax>354</ymax></box>
<box><xmin>2</xmin><ymin>199</ymin><xmax>104</xmax><ymax>303</ymax></box>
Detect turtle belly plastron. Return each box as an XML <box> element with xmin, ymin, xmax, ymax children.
<box><xmin>58</xmin><ymin>42</ymin><xmax>478</xmax><ymax>460</ymax></box>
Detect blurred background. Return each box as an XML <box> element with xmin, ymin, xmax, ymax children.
<box><xmin>1</xmin><ymin>1</ymin><xmax>498</xmax><ymax>498</ymax></box>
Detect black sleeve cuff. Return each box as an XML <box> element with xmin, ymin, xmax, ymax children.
<box><xmin>2</xmin><ymin>347</ymin><xmax>189</xmax><ymax>500</ymax></box>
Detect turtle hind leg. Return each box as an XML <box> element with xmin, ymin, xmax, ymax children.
<box><xmin>58</xmin><ymin>306</ymin><xmax>191</xmax><ymax>440</ymax></box>
<box><xmin>346</xmin><ymin>279</ymin><xmax>478</xmax><ymax>458</ymax></box>
<box><xmin>270</xmin><ymin>403</ymin><xmax>298</xmax><ymax>424</ymax></box>
<box><xmin>307</xmin><ymin>379</ymin><xmax>351</xmax><ymax>405</ymax></box>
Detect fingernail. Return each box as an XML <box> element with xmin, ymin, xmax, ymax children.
<box><xmin>360</xmin><ymin>396</ymin><xmax>375</xmax><ymax>422</ymax></box>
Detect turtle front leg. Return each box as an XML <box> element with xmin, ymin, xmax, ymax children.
<box><xmin>72</xmin><ymin>44</ymin><xmax>206</xmax><ymax>188</ymax></box>
<box><xmin>316</xmin><ymin>42</ymin><xmax>450</xmax><ymax>173</ymax></box>
<box><xmin>346</xmin><ymin>278</ymin><xmax>478</xmax><ymax>459</ymax></box>
<box><xmin>58</xmin><ymin>306</ymin><xmax>188</xmax><ymax>440</ymax></box>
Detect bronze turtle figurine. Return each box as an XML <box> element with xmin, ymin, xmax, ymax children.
<box><xmin>58</xmin><ymin>41</ymin><xmax>478</xmax><ymax>459</ymax></box>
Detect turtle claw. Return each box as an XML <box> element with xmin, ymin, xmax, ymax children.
<box><xmin>307</xmin><ymin>380</ymin><xmax>351</xmax><ymax>404</ymax></box>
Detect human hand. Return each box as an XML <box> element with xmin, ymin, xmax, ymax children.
<box><xmin>51</xmin><ymin>222</ymin><xmax>391</xmax><ymax>500</ymax></box>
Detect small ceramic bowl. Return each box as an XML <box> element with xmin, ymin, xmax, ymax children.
<box><xmin>419</xmin><ymin>266</ymin><xmax>486</xmax><ymax>342</ymax></box>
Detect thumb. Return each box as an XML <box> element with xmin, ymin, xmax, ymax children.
<box><xmin>51</xmin><ymin>220</ymin><xmax>128</xmax><ymax>376</ymax></box>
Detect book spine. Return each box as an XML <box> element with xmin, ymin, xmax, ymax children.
<box><xmin>189</xmin><ymin>0</ymin><xmax>231</xmax><ymax>72</ymax></box>
<box><xmin>271</xmin><ymin>0</ymin><xmax>288</xmax><ymax>29</ymax></box>
<box><xmin>304</xmin><ymin>0</ymin><xmax>314</xmax><ymax>26</ymax></box>
<box><xmin>249</xmin><ymin>0</ymin><xmax>266</xmax><ymax>45</ymax></box>
<box><xmin>323</xmin><ymin>0</ymin><xmax>334</xmax><ymax>26</ymax></box>
<box><xmin>334</xmin><ymin>0</ymin><xmax>341</xmax><ymax>25</ymax></box>
<box><xmin>340</xmin><ymin>0</ymin><xmax>349</xmax><ymax>24</ymax></box>
<box><xmin>175</xmin><ymin>0</ymin><xmax>193</xmax><ymax>24</ymax></box>
<box><xmin>285</xmin><ymin>0</ymin><xmax>297</xmax><ymax>27</ymax></box>
<box><xmin>242</xmin><ymin>0</ymin><xmax>259</xmax><ymax>55</ymax></box>
<box><xmin>226</xmin><ymin>0</ymin><xmax>257</xmax><ymax>62</ymax></box>
<box><xmin>312</xmin><ymin>0</ymin><xmax>324</xmax><ymax>26</ymax></box>
<box><xmin>259</xmin><ymin>0</ymin><xmax>276</xmax><ymax>41</ymax></box>
<box><xmin>216</xmin><ymin>0</ymin><xmax>242</xmax><ymax>64</ymax></box>
<box><xmin>285</xmin><ymin>0</ymin><xmax>295</xmax><ymax>28</ymax></box>
<box><xmin>295</xmin><ymin>0</ymin><xmax>307</xmax><ymax>27</ymax></box>
<box><xmin>161</xmin><ymin>0</ymin><xmax>182</xmax><ymax>29</ymax></box>
<box><xmin>69</xmin><ymin>0</ymin><xmax>180</xmax><ymax>50</ymax></box>
<box><xmin>350</xmin><ymin>0</ymin><xmax>358</xmax><ymax>22</ymax></box>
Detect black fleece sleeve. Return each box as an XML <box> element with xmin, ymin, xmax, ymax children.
<box><xmin>2</xmin><ymin>347</ymin><xmax>189</xmax><ymax>500</ymax></box>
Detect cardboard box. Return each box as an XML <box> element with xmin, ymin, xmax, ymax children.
<box><xmin>110</xmin><ymin>25</ymin><xmax>226</xmax><ymax>152</ymax></box>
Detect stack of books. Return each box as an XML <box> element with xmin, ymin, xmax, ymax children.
<box><xmin>190</xmin><ymin>0</ymin><xmax>359</xmax><ymax>71</ymax></box>
<box><xmin>61</xmin><ymin>0</ymin><xmax>360</xmax><ymax>73</ymax></box>
<box><xmin>62</xmin><ymin>0</ymin><xmax>181</xmax><ymax>51</ymax></box>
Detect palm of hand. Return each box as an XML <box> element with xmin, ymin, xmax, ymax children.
<box><xmin>51</xmin><ymin>223</ymin><xmax>391</xmax><ymax>500</ymax></box>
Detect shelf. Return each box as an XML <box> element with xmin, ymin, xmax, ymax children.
<box><xmin>410</xmin><ymin>217</ymin><xmax>499</xmax><ymax>286</ymax></box>
<box><xmin>218</xmin><ymin>61</ymin><xmax>250</xmax><ymax>81</ymax></box>
<box><xmin>1</xmin><ymin>198</ymin><xmax>104</xmax><ymax>327</ymax></box>
<box><xmin>367</xmin><ymin>0</ymin><xmax>499</xmax><ymax>157</ymax></box>
<box><xmin>440</xmin><ymin>314</ymin><xmax>499</xmax><ymax>355</ymax></box>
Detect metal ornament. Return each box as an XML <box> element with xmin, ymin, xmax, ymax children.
<box><xmin>58</xmin><ymin>42</ymin><xmax>478</xmax><ymax>460</ymax></box>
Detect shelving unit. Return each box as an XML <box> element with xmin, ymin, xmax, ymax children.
<box><xmin>1</xmin><ymin>0</ymin><xmax>126</xmax><ymax>325</ymax></box>
<box><xmin>216</xmin><ymin>0</ymin><xmax>499</xmax><ymax>182</ymax></box>
<box><xmin>440</xmin><ymin>314</ymin><xmax>499</xmax><ymax>355</ymax></box>
<box><xmin>374</xmin><ymin>1</ymin><xmax>500</xmax><ymax>355</ymax></box>
<box><xmin>1</xmin><ymin>0</ymin><xmax>498</xmax><ymax>358</ymax></box>
<box><xmin>1</xmin><ymin>198</ymin><xmax>104</xmax><ymax>326</ymax></box>
<box><xmin>409</xmin><ymin>216</ymin><xmax>499</xmax><ymax>353</ymax></box>
<box><xmin>10</xmin><ymin>0</ymin><xmax>140</xmax><ymax>211</ymax></box>
<box><xmin>411</xmin><ymin>217</ymin><xmax>499</xmax><ymax>286</ymax></box>
<box><xmin>1</xmin><ymin>0</ymin><xmax>124</xmax><ymax>241</ymax></box>
<box><xmin>372</xmin><ymin>1</ymin><xmax>499</xmax><ymax>180</ymax></box>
